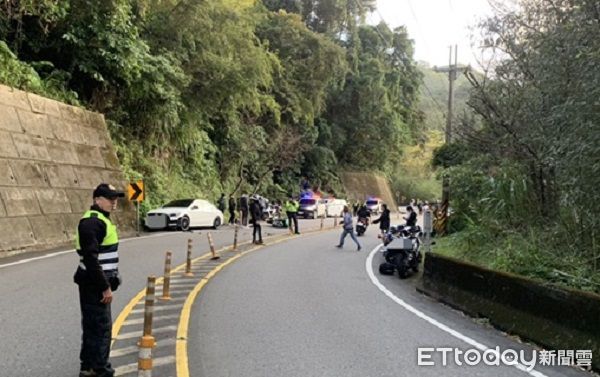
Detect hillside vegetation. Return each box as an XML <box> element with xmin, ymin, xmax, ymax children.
<box><xmin>2</xmin><ymin>0</ymin><xmax>598</xmax><ymax>292</ymax></box>
<box><xmin>431</xmin><ymin>0</ymin><xmax>600</xmax><ymax>293</ymax></box>
<box><xmin>0</xmin><ymin>0</ymin><xmax>424</xmax><ymax>214</ymax></box>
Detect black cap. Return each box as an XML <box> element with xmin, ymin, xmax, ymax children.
<box><xmin>93</xmin><ymin>183</ymin><xmax>124</xmax><ymax>199</ymax></box>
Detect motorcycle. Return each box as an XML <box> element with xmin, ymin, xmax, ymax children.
<box><xmin>379</xmin><ymin>225</ymin><xmax>422</xmax><ymax>279</ymax></box>
<box><xmin>356</xmin><ymin>217</ymin><xmax>369</xmax><ymax>236</ymax></box>
<box><xmin>270</xmin><ymin>209</ymin><xmax>288</xmax><ymax>228</ymax></box>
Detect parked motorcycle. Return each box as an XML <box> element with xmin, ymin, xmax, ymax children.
<box><xmin>356</xmin><ymin>217</ymin><xmax>369</xmax><ymax>236</ymax></box>
<box><xmin>379</xmin><ymin>225</ymin><xmax>422</xmax><ymax>279</ymax></box>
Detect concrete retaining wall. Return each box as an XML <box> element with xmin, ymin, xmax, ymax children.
<box><xmin>418</xmin><ymin>252</ymin><xmax>600</xmax><ymax>370</ymax></box>
<box><xmin>340</xmin><ymin>172</ymin><xmax>397</xmax><ymax>211</ymax></box>
<box><xmin>0</xmin><ymin>84</ymin><xmax>136</xmax><ymax>256</ymax></box>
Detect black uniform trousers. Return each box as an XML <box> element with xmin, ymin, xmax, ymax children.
<box><xmin>286</xmin><ymin>211</ymin><xmax>299</xmax><ymax>233</ymax></box>
<box><xmin>79</xmin><ymin>285</ymin><xmax>114</xmax><ymax>376</ymax></box>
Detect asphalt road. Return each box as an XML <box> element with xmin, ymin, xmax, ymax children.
<box><xmin>0</xmin><ymin>219</ymin><xmax>325</xmax><ymax>377</ymax></box>
<box><xmin>0</xmin><ymin>217</ymin><xmax>594</xmax><ymax>377</ymax></box>
<box><xmin>188</xmin><ymin>226</ymin><xmax>591</xmax><ymax>377</ymax></box>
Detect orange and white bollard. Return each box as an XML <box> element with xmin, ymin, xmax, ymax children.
<box><xmin>138</xmin><ymin>276</ymin><xmax>157</xmax><ymax>376</ymax></box>
<box><xmin>208</xmin><ymin>233</ymin><xmax>220</xmax><ymax>260</ymax></box>
<box><xmin>185</xmin><ymin>239</ymin><xmax>193</xmax><ymax>277</ymax></box>
<box><xmin>160</xmin><ymin>251</ymin><xmax>172</xmax><ymax>301</ymax></box>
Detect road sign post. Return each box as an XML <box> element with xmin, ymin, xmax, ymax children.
<box><xmin>128</xmin><ymin>180</ymin><xmax>145</xmax><ymax>237</ymax></box>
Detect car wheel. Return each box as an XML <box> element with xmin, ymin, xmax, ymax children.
<box><xmin>213</xmin><ymin>217</ymin><xmax>221</xmax><ymax>229</ymax></box>
<box><xmin>178</xmin><ymin>216</ymin><xmax>191</xmax><ymax>231</ymax></box>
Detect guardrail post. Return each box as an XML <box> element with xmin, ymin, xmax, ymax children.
<box><xmin>138</xmin><ymin>276</ymin><xmax>156</xmax><ymax>377</ymax></box>
<box><xmin>185</xmin><ymin>239</ymin><xmax>193</xmax><ymax>277</ymax></box>
<box><xmin>320</xmin><ymin>215</ymin><xmax>324</xmax><ymax>230</ymax></box>
<box><xmin>333</xmin><ymin>215</ymin><xmax>338</xmax><ymax>227</ymax></box>
<box><xmin>233</xmin><ymin>224</ymin><xmax>239</xmax><ymax>251</ymax></box>
<box><xmin>208</xmin><ymin>233</ymin><xmax>220</xmax><ymax>260</ymax></box>
<box><xmin>160</xmin><ymin>251</ymin><xmax>172</xmax><ymax>300</ymax></box>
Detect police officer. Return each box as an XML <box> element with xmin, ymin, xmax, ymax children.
<box><xmin>284</xmin><ymin>195</ymin><xmax>300</xmax><ymax>234</ymax></box>
<box><xmin>74</xmin><ymin>183</ymin><xmax>124</xmax><ymax>377</ymax></box>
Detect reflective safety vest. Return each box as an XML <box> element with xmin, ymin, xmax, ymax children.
<box><xmin>285</xmin><ymin>200</ymin><xmax>299</xmax><ymax>213</ymax></box>
<box><xmin>75</xmin><ymin>210</ymin><xmax>119</xmax><ymax>273</ymax></box>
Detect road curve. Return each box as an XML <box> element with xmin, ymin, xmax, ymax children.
<box><xmin>187</xmin><ymin>227</ymin><xmax>590</xmax><ymax>377</ymax></box>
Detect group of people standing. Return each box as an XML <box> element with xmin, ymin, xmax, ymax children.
<box><xmin>218</xmin><ymin>193</ymin><xmax>266</xmax><ymax>244</ymax></box>
<box><xmin>217</xmin><ymin>193</ymin><xmax>302</xmax><ymax>245</ymax></box>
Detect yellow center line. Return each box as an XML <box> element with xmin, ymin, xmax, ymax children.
<box><xmin>175</xmin><ymin>235</ymin><xmax>303</xmax><ymax>377</ymax></box>
<box><xmin>109</xmin><ymin>224</ymin><xmax>335</xmax><ymax>371</ymax></box>
<box><xmin>111</xmin><ymin>241</ymin><xmax>248</xmax><ymax>346</ymax></box>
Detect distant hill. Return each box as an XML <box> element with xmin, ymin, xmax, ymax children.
<box><xmin>417</xmin><ymin>62</ymin><xmax>473</xmax><ymax>132</ymax></box>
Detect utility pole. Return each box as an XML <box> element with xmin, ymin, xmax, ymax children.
<box><xmin>433</xmin><ymin>45</ymin><xmax>469</xmax><ymax>235</ymax></box>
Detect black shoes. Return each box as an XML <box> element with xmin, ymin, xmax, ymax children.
<box><xmin>79</xmin><ymin>369</ymin><xmax>114</xmax><ymax>377</ymax></box>
<box><xmin>335</xmin><ymin>245</ymin><xmax>342</xmax><ymax>248</ymax></box>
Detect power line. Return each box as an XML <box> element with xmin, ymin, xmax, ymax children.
<box><xmin>404</xmin><ymin>0</ymin><xmax>452</xmax><ymax>91</ymax></box>
<box><xmin>405</xmin><ymin>0</ymin><xmax>432</xmax><ymax>54</ymax></box>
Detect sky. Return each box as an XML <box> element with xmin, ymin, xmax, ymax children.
<box><xmin>370</xmin><ymin>0</ymin><xmax>495</xmax><ymax>68</ymax></box>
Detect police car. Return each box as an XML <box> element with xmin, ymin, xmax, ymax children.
<box><xmin>297</xmin><ymin>193</ymin><xmax>327</xmax><ymax>219</ymax></box>
<box><xmin>365</xmin><ymin>197</ymin><xmax>383</xmax><ymax>215</ymax></box>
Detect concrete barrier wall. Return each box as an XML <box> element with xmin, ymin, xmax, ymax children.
<box><xmin>419</xmin><ymin>252</ymin><xmax>600</xmax><ymax>370</ymax></box>
<box><xmin>340</xmin><ymin>172</ymin><xmax>397</xmax><ymax>211</ymax></box>
<box><xmin>0</xmin><ymin>84</ymin><xmax>136</xmax><ymax>256</ymax></box>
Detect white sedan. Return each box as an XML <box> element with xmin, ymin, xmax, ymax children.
<box><xmin>145</xmin><ymin>199</ymin><xmax>224</xmax><ymax>231</ymax></box>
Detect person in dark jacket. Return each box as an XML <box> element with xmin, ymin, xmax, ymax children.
<box><xmin>74</xmin><ymin>183</ymin><xmax>124</xmax><ymax>377</ymax></box>
<box><xmin>404</xmin><ymin>205</ymin><xmax>417</xmax><ymax>227</ymax></box>
<box><xmin>239</xmin><ymin>194</ymin><xmax>249</xmax><ymax>227</ymax></box>
<box><xmin>372</xmin><ymin>203</ymin><xmax>391</xmax><ymax>235</ymax></box>
<box><xmin>250</xmin><ymin>196</ymin><xmax>263</xmax><ymax>244</ymax></box>
<box><xmin>228</xmin><ymin>195</ymin><xmax>236</xmax><ymax>225</ymax></box>
<box><xmin>357</xmin><ymin>204</ymin><xmax>370</xmax><ymax>219</ymax></box>
<box><xmin>217</xmin><ymin>193</ymin><xmax>226</xmax><ymax>213</ymax></box>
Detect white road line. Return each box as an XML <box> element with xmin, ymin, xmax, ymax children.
<box><xmin>169</xmin><ymin>281</ymin><xmax>199</xmax><ymax>286</ymax></box>
<box><xmin>168</xmin><ymin>286</ymin><xmax>197</xmax><ymax>291</ymax></box>
<box><xmin>130</xmin><ymin>304</ymin><xmax>182</xmax><ymax>314</ymax></box>
<box><xmin>0</xmin><ymin>232</ymin><xmax>180</xmax><ymax>269</ymax></box>
<box><xmin>134</xmin><ymin>296</ymin><xmax>186</xmax><ymax>305</ymax></box>
<box><xmin>122</xmin><ymin>314</ymin><xmax>180</xmax><ymax>325</ymax></box>
<box><xmin>114</xmin><ymin>355</ymin><xmax>175</xmax><ymax>376</ymax></box>
<box><xmin>169</xmin><ymin>279</ymin><xmax>201</xmax><ymax>284</ymax></box>
<box><xmin>365</xmin><ymin>245</ymin><xmax>548</xmax><ymax>377</ymax></box>
<box><xmin>0</xmin><ymin>249</ymin><xmax>74</xmax><ymax>269</ymax></box>
<box><xmin>116</xmin><ymin>325</ymin><xmax>177</xmax><ymax>340</ymax></box>
<box><xmin>110</xmin><ymin>338</ymin><xmax>176</xmax><ymax>358</ymax></box>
